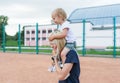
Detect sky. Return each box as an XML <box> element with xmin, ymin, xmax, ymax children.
<box><xmin>1</xmin><ymin>0</ymin><xmax>120</xmax><ymax>36</ymax></box>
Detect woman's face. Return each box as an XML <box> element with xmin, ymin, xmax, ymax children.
<box><xmin>50</xmin><ymin>42</ymin><xmax>57</xmax><ymax>51</ymax></box>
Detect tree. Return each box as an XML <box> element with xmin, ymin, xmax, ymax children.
<box><xmin>13</xmin><ymin>28</ymin><xmax>24</xmax><ymax>45</ymax></box>
<box><xmin>0</xmin><ymin>15</ymin><xmax>8</xmax><ymax>46</ymax></box>
<box><xmin>21</xmin><ymin>27</ymin><xmax>24</xmax><ymax>45</ymax></box>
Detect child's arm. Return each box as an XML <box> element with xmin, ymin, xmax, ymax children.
<box><xmin>48</xmin><ymin>28</ymin><xmax>68</xmax><ymax>41</ymax></box>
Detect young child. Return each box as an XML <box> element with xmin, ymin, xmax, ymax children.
<box><xmin>48</xmin><ymin>8</ymin><xmax>76</xmax><ymax>64</ymax></box>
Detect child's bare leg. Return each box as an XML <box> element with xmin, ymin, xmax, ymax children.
<box><xmin>61</xmin><ymin>47</ymin><xmax>70</xmax><ymax>64</ymax></box>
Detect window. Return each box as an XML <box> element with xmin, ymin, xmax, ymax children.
<box><xmin>42</xmin><ymin>37</ymin><xmax>46</xmax><ymax>40</ymax></box>
<box><xmin>32</xmin><ymin>31</ymin><xmax>35</xmax><ymax>34</ymax></box>
<box><xmin>26</xmin><ymin>31</ymin><xmax>30</xmax><ymax>34</ymax></box>
<box><xmin>42</xmin><ymin>30</ymin><xmax>46</xmax><ymax>33</ymax></box>
<box><xmin>48</xmin><ymin>30</ymin><xmax>52</xmax><ymax>33</ymax></box>
<box><xmin>31</xmin><ymin>37</ymin><xmax>35</xmax><ymax>40</ymax></box>
<box><xmin>38</xmin><ymin>30</ymin><xmax>40</xmax><ymax>33</ymax></box>
<box><xmin>26</xmin><ymin>38</ymin><xmax>30</xmax><ymax>41</ymax></box>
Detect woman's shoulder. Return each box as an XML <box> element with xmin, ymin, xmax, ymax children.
<box><xmin>67</xmin><ymin>50</ymin><xmax>78</xmax><ymax>58</ymax></box>
<box><xmin>65</xmin><ymin>50</ymin><xmax>79</xmax><ymax>64</ymax></box>
<box><xmin>68</xmin><ymin>50</ymin><xmax>77</xmax><ymax>54</ymax></box>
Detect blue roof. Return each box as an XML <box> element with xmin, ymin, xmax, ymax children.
<box><xmin>68</xmin><ymin>4</ymin><xmax>120</xmax><ymax>25</ymax></box>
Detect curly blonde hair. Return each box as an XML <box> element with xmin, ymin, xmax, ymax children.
<box><xmin>52</xmin><ymin>8</ymin><xmax>67</xmax><ymax>21</ymax></box>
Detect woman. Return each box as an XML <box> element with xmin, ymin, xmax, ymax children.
<box><xmin>49</xmin><ymin>31</ymin><xmax>80</xmax><ymax>83</ymax></box>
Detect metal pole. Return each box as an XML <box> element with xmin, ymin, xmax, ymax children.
<box><xmin>18</xmin><ymin>24</ymin><xmax>21</xmax><ymax>53</ymax></box>
<box><xmin>36</xmin><ymin>23</ymin><xmax>39</xmax><ymax>54</ymax></box>
<box><xmin>2</xmin><ymin>23</ymin><xmax>6</xmax><ymax>52</ymax></box>
<box><xmin>113</xmin><ymin>17</ymin><xmax>116</xmax><ymax>58</ymax></box>
<box><xmin>82</xmin><ymin>19</ymin><xmax>86</xmax><ymax>56</ymax></box>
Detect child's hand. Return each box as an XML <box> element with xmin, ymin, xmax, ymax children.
<box><xmin>48</xmin><ymin>36</ymin><xmax>54</xmax><ymax>41</ymax></box>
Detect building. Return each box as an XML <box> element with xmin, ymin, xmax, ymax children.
<box><xmin>24</xmin><ymin>24</ymin><xmax>57</xmax><ymax>46</ymax></box>
<box><xmin>68</xmin><ymin>4</ymin><xmax>120</xmax><ymax>48</ymax></box>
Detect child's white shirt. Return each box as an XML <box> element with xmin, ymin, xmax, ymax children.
<box><xmin>58</xmin><ymin>21</ymin><xmax>76</xmax><ymax>43</ymax></box>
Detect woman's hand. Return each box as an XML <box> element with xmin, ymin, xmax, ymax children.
<box><xmin>53</xmin><ymin>55</ymin><xmax>73</xmax><ymax>80</ymax></box>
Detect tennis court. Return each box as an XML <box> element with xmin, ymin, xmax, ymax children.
<box><xmin>0</xmin><ymin>52</ymin><xmax>120</xmax><ymax>83</ymax></box>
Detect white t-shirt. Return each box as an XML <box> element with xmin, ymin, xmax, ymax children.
<box><xmin>58</xmin><ymin>21</ymin><xmax>76</xmax><ymax>43</ymax></box>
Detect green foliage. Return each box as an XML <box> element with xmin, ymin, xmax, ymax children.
<box><xmin>21</xmin><ymin>28</ymin><xmax>24</xmax><ymax>44</ymax></box>
<box><xmin>10</xmin><ymin>27</ymin><xmax>24</xmax><ymax>44</ymax></box>
<box><xmin>0</xmin><ymin>15</ymin><xmax>8</xmax><ymax>25</ymax></box>
<box><xmin>0</xmin><ymin>27</ymin><xmax>2</xmax><ymax>46</ymax></box>
<box><xmin>5</xmin><ymin>26</ymin><xmax>24</xmax><ymax>46</ymax></box>
<box><xmin>0</xmin><ymin>15</ymin><xmax>8</xmax><ymax>46</ymax></box>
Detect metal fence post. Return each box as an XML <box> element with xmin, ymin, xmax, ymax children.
<box><xmin>82</xmin><ymin>19</ymin><xmax>86</xmax><ymax>56</ymax></box>
<box><xmin>18</xmin><ymin>24</ymin><xmax>21</xmax><ymax>53</ymax></box>
<box><xmin>113</xmin><ymin>17</ymin><xmax>116</xmax><ymax>58</ymax></box>
<box><xmin>36</xmin><ymin>23</ymin><xmax>39</xmax><ymax>54</ymax></box>
<box><xmin>2</xmin><ymin>23</ymin><xmax>6</xmax><ymax>52</ymax></box>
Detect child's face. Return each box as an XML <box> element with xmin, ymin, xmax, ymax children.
<box><xmin>52</xmin><ymin>13</ymin><xmax>63</xmax><ymax>25</ymax></box>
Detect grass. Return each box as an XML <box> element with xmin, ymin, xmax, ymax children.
<box><xmin>6</xmin><ymin>40</ymin><xmax>18</xmax><ymax>46</ymax></box>
<box><xmin>0</xmin><ymin>47</ymin><xmax>120</xmax><ymax>56</ymax></box>
<box><xmin>77</xmin><ymin>50</ymin><xmax>120</xmax><ymax>55</ymax></box>
<box><xmin>0</xmin><ymin>40</ymin><xmax>119</xmax><ymax>56</ymax></box>
<box><xmin>0</xmin><ymin>48</ymin><xmax>52</xmax><ymax>53</ymax></box>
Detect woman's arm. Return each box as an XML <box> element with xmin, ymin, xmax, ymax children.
<box><xmin>54</xmin><ymin>58</ymin><xmax>73</xmax><ymax>80</ymax></box>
